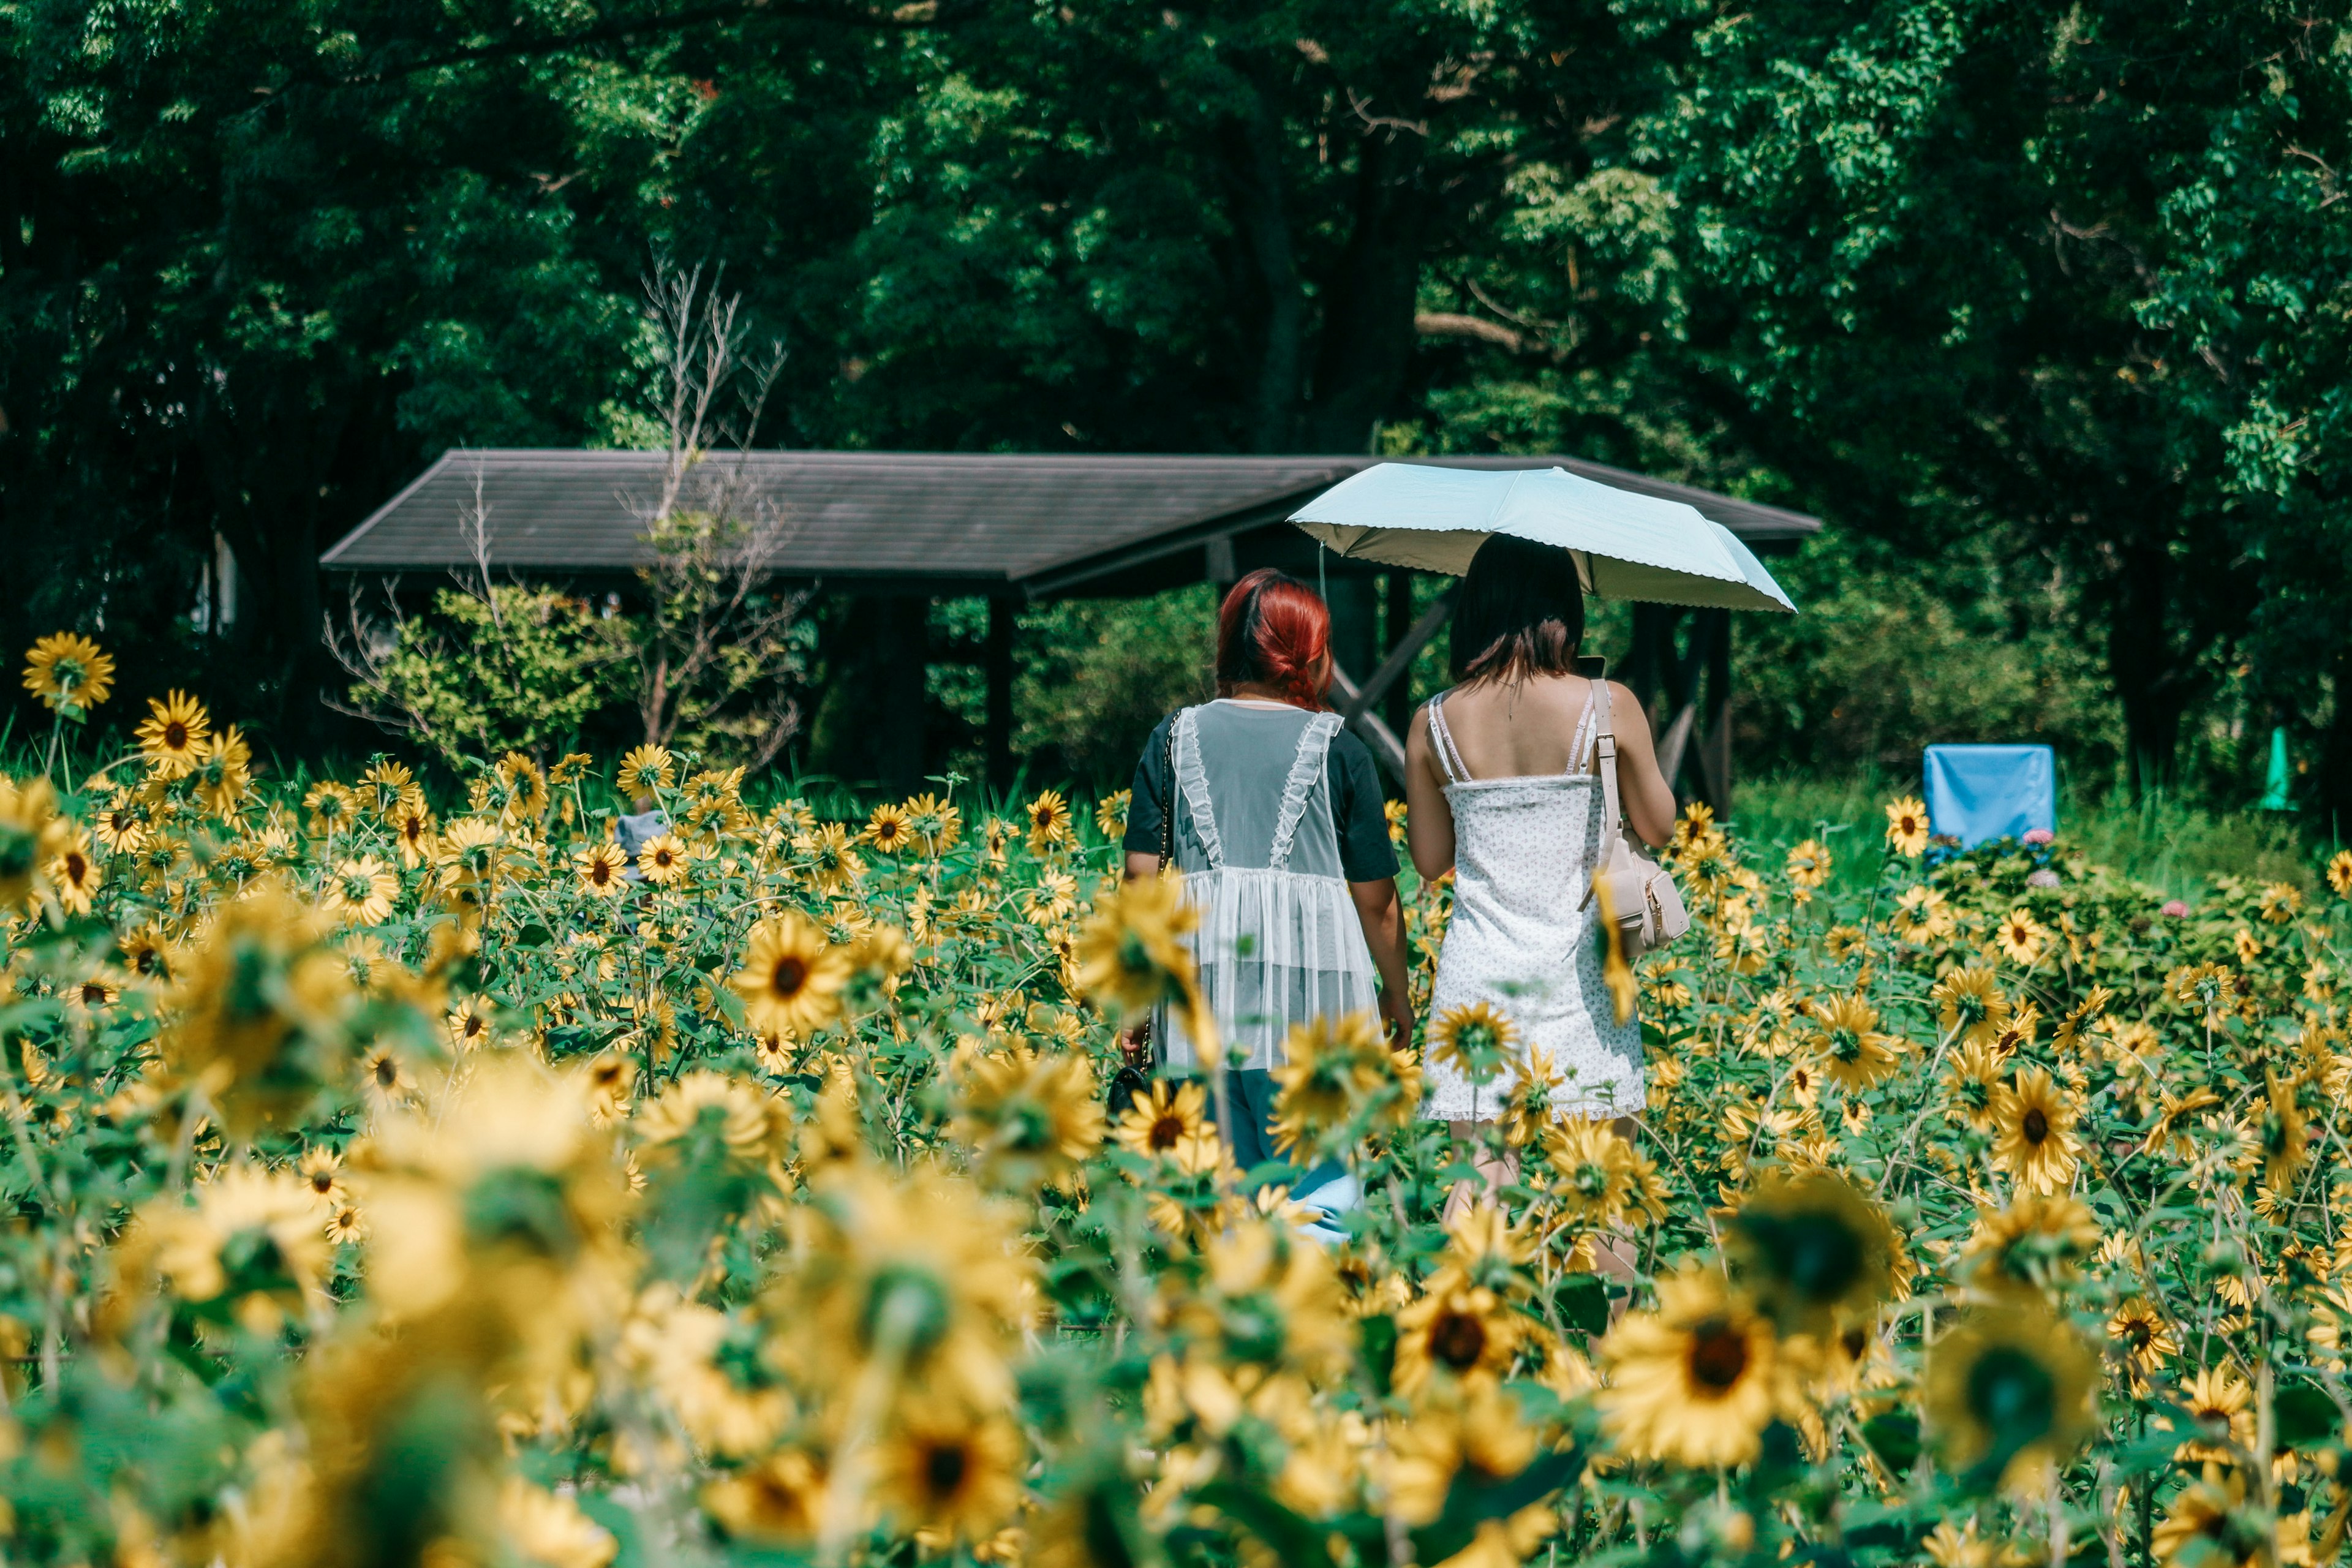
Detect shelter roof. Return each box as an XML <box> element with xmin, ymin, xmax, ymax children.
<box><xmin>319</xmin><ymin>448</ymin><xmax>1819</xmax><ymax>595</ymax></box>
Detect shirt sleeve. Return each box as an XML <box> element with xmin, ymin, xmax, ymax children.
<box><xmin>1330</xmin><ymin>729</ymin><xmax>1399</xmax><ymax>881</ymax></box>
<box><xmin>1121</xmin><ymin>714</ymin><xmax>1180</xmax><ymax>860</ymax></box>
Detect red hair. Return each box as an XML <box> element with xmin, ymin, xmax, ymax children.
<box><xmin>1215</xmin><ymin>569</ymin><xmax>1332</xmax><ymax>710</ymax></box>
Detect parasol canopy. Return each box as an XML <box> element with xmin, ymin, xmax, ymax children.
<box><xmin>1289</xmin><ymin>462</ymin><xmax>1796</xmax><ymax>612</ymax></box>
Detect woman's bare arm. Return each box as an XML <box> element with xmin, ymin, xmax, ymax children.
<box><xmin>1403</xmin><ymin>704</ymin><xmax>1457</xmax><ymax>880</ymax></box>
<box><xmin>1348</xmin><ymin>876</ymin><xmax>1415</xmax><ymax>1044</ymax></box>
<box><xmin>1604</xmin><ymin>680</ymin><xmax>1678</xmax><ymax>847</ymax></box>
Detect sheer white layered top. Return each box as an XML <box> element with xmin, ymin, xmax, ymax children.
<box><xmin>1156</xmin><ymin>700</ymin><xmax>1381</xmax><ymax>1073</ymax></box>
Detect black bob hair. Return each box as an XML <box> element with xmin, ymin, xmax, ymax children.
<box><xmin>1447</xmin><ymin>534</ymin><xmax>1588</xmax><ymax>685</ymax></box>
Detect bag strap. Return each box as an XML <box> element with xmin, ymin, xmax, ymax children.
<box><xmin>1158</xmin><ymin>718</ymin><xmax>1178</xmax><ymax>867</ymax></box>
<box><xmin>1583</xmin><ymin>676</ymin><xmax>1625</xmax><ymax>910</ymax></box>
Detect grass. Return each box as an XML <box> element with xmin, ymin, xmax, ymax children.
<box><xmin>1730</xmin><ymin>771</ymin><xmax>2320</xmax><ymax>902</ymax></box>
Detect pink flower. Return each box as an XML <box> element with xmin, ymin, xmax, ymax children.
<box><xmin>2026</xmin><ymin>869</ymin><xmax>2060</xmax><ymax>889</ymax></box>
<box><xmin>2161</xmin><ymin>899</ymin><xmax>2189</xmax><ymax>918</ymax></box>
<box><xmin>2022</xmin><ymin>827</ymin><xmax>2055</xmax><ymax>846</ymax></box>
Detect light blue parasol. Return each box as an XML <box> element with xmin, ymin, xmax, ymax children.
<box><xmin>1289</xmin><ymin>462</ymin><xmax>1796</xmax><ymax>612</ymax></box>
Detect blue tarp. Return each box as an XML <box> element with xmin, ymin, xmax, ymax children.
<box><xmin>1924</xmin><ymin>744</ymin><xmax>2056</xmax><ymax>848</ymax></box>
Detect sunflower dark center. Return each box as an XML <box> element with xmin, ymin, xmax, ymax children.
<box><xmin>1148</xmin><ymin>1114</ymin><xmax>1184</xmax><ymax>1150</ymax></box>
<box><xmin>164</xmin><ymin>722</ymin><xmax>187</xmax><ymax>748</ymax></box>
<box><xmin>925</xmin><ymin>1441</ymin><xmax>970</xmax><ymax>1498</ymax></box>
<box><xmin>2022</xmin><ymin>1108</ymin><xmax>2049</xmax><ymax>1144</ymax></box>
<box><xmin>81</xmin><ymin>982</ymin><xmax>108</xmax><ymax>1004</ymax></box>
<box><xmin>374</xmin><ymin>1057</ymin><xmax>399</xmax><ymax>1087</ymax></box>
<box><xmin>1687</xmin><ymin>1319</ymin><xmax>1750</xmax><ymax>1391</ymax></box>
<box><xmin>1430</xmin><ymin>1311</ymin><xmax>1488</xmax><ymax>1369</ymax></box>
<box><xmin>1964</xmin><ymin>1344</ymin><xmax>2056</xmax><ymax>1441</ymax></box>
<box><xmin>772</xmin><ymin>956</ymin><xmax>809</xmax><ymax>996</ymax></box>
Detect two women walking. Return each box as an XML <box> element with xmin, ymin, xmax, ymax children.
<box><xmin>1124</xmin><ymin>537</ymin><xmax>1675</xmax><ymax>1209</ymax></box>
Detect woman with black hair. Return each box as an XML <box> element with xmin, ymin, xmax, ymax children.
<box><xmin>1403</xmin><ymin>535</ymin><xmax>1676</xmax><ymax>1212</ymax></box>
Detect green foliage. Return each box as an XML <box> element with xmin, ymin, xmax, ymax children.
<box><xmin>342</xmin><ymin>584</ymin><xmax>627</xmax><ymax>766</ymax></box>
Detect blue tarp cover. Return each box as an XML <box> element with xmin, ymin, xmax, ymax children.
<box><xmin>1924</xmin><ymin>744</ymin><xmax>2056</xmax><ymax>848</ymax></box>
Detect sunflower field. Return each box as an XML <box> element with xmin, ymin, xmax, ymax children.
<box><xmin>1</xmin><ymin>635</ymin><xmax>2348</xmax><ymax>1568</ymax></box>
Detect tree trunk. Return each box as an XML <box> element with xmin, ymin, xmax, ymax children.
<box><xmin>2108</xmin><ymin>539</ymin><xmax>2184</xmax><ymax>797</ymax></box>
<box><xmin>1227</xmin><ymin>79</ymin><xmax>1303</xmax><ymax>454</ymax></box>
<box><xmin>1298</xmin><ymin>130</ymin><xmax>1427</xmax><ymax>454</ymax></box>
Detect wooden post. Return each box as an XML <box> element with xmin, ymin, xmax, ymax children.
<box><xmin>1702</xmin><ymin>607</ymin><xmax>1732</xmax><ymax>818</ymax></box>
<box><xmin>874</xmin><ymin>595</ymin><xmax>928</xmax><ymax>797</ymax></box>
<box><xmin>1383</xmin><ymin>568</ymin><xmax>1415</xmax><ymax>743</ymax></box>
<box><xmin>985</xmin><ymin>596</ymin><xmax>1015</xmax><ymax>793</ymax></box>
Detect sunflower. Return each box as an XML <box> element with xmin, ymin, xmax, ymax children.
<box><xmin>1270</xmin><ymin>1011</ymin><xmax>1420</xmax><ymax>1156</ymax></box>
<box><xmin>1991</xmin><ymin>1067</ymin><xmax>2080</xmax><ymax>1194</ymax></box>
<box><xmin>1943</xmin><ymin>1040</ymin><xmax>2005</xmax><ymax>1131</ymax></box>
<box><xmin>1025</xmin><ymin>788</ymin><xmax>1072</xmax><ymax>853</ymax></box>
<box><xmin>2257</xmin><ymin>1071</ymin><xmax>2309</xmax><ymax>1189</ymax></box>
<box><xmin>388</xmin><ymin>802</ymin><xmax>437</xmax><ymax>869</ymax></box>
<box><xmin>1725</xmin><ymin>1172</ymin><xmax>1898</xmax><ymax>1333</ymax></box>
<box><xmin>1994</xmin><ymin>907</ymin><xmax>2046</xmax><ymax>967</ymax></box>
<box><xmin>1923</xmin><ymin>1305</ymin><xmax>2095</xmax><ymax>1490</ymax></box>
<box><xmin>1072</xmin><ymin>873</ymin><xmax>1200</xmax><ymax>1029</ymax></box>
<box><xmin>48</xmin><ymin>829</ymin><xmax>101</xmax><ymax>916</ymax></box>
<box><xmin>1890</xmin><ymin>884</ymin><xmax>1956</xmax><ymax>946</ymax></box>
<box><xmin>322</xmin><ymin>856</ymin><xmax>399</xmax><ymax>926</ymax></box>
<box><xmin>905</xmin><ymin>792</ymin><xmax>963</xmax><ymax>857</ymax></box>
<box><xmin>1496</xmin><ymin>1047</ymin><xmax>1566</xmax><ymax>1149</ymax></box>
<box><xmin>1095</xmin><ymin>790</ymin><xmax>1131</xmax><ymax>839</ymax></box>
<box><xmin>618</xmin><ymin>744</ymin><xmax>676</xmax><ymax>797</ymax></box>
<box><xmin>795</xmin><ymin>822</ymin><xmax>866</xmax><ymax>897</ymax></box>
<box><xmin>1429</xmin><ymin>1000</ymin><xmax>1518</xmax><ymax>1086</ymax></box>
<box><xmin>136</xmin><ymin>690</ymin><xmax>211</xmax><ymax>779</ymax></box>
<box><xmin>875</xmin><ymin>1410</ymin><xmax>1023</xmax><ymax>1545</ymax></box>
<box><xmin>1933</xmin><ymin>965</ymin><xmax>2011</xmax><ymax>1046</ymax></box>
<box><xmin>358</xmin><ymin>1044</ymin><xmax>417</xmax><ymax>1112</ymax></box>
<box><xmin>1392</xmin><ymin>1280</ymin><xmax>1524</xmax><ymax>1392</ymax></box>
<box><xmin>1784</xmin><ymin>839</ymin><xmax>1831</xmax><ymax>891</ymax></box>
<box><xmin>493</xmin><ymin>751</ymin><xmax>549</xmax><ymax>823</ymax></box>
<box><xmin>304</xmin><ymin>781</ymin><xmax>357</xmax><ymax>837</ymax></box>
<box><xmin>2331</xmin><ymin>850</ymin><xmax>2352</xmax><ymax>899</ymax></box>
<box><xmin>2168</xmin><ymin>1365</ymin><xmax>2256</xmax><ymax>1463</ymax></box>
<box><xmin>118</xmin><ymin>922</ymin><xmax>178</xmax><ymax>986</ymax></box>
<box><xmin>1597</xmin><ymin>1265</ymin><xmax>1809</xmax><ymax>1468</ymax></box>
<box><xmin>66</xmin><ymin>969</ymin><xmax>122</xmax><ymax>1015</ymax></box>
<box><xmin>1113</xmin><ymin>1079</ymin><xmax>1208</xmax><ymax>1159</ymax></box>
<box><xmin>638</xmin><ymin>832</ymin><xmax>687</xmax><ymax>885</ymax></box>
<box><xmin>1545</xmin><ymin>1117</ymin><xmax>1637</xmax><ymax>1227</ymax></box>
<box><xmin>355</xmin><ymin>759</ymin><xmax>415</xmax><ymax>816</ymax></box>
<box><xmin>1811</xmin><ymin>993</ymin><xmax>1901</xmax><ymax>1090</ymax></box>
<box><xmin>2150</xmin><ymin>1469</ymin><xmax>2278</xmax><ymax>1568</ymax></box>
<box><xmin>193</xmin><ymin>725</ymin><xmax>252</xmax><ymax>816</ymax></box>
<box><xmin>731</xmin><ymin>912</ymin><xmax>854</xmax><ymax>1039</ymax></box>
<box><xmin>89</xmin><ymin>795</ymin><xmax>147</xmax><ymax>854</ymax></box>
<box><xmin>864</xmin><ymin>802</ymin><xmax>916</xmax><ymax>855</ymax></box>
<box><xmin>948</xmin><ymin>1048</ymin><xmax>1104</xmax><ymax>1192</ymax></box>
<box><xmin>2106</xmin><ymin>1298</ymin><xmax>2178</xmax><ymax>1388</ymax></box>
<box><xmin>1884</xmin><ymin>796</ymin><xmax>1930</xmax><ymax>857</ymax></box>
<box><xmin>0</xmin><ymin>776</ymin><xmax>67</xmax><ymax>911</ymax></box>
<box><xmin>323</xmin><ymin>1204</ymin><xmax>368</xmax><ymax>1246</ymax></box>
<box><xmin>297</xmin><ymin>1146</ymin><xmax>349</xmax><ymax>1208</ymax></box>
<box><xmin>1958</xmin><ymin>1194</ymin><xmax>2101</xmax><ymax>1299</ymax></box>
<box><xmin>702</xmin><ymin>1449</ymin><xmax>828</xmax><ymax>1545</ymax></box>
<box><xmin>22</xmin><ymin>631</ymin><xmax>115</xmax><ymax>712</ymax></box>
<box><xmin>577</xmin><ymin>842</ymin><xmax>630</xmax><ymax>898</ymax></box>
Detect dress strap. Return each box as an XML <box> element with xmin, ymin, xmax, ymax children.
<box><xmin>1426</xmin><ymin>691</ymin><xmax>1471</xmax><ymax>785</ymax></box>
<box><xmin>1268</xmin><ymin>712</ymin><xmax>1344</xmax><ymax>869</ymax></box>
<box><xmin>1170</xmin><ymin>708</ymin><xmax>1226</xmax><ymax>870</ymax></box>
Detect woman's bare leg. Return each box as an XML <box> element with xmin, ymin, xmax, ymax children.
<box><xmin>1441</xmin><ymin>1120</ymin><xmax>1520</xmax><ymax>1224</ymax></box>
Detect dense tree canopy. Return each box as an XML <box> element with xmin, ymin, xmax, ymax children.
<box><xmin>3</xmin><ymin>0</ymin><xmax>2346</xmax><ymax>803</ymax></box>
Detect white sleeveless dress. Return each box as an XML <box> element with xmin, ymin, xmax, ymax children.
<box><xmin>1155</xmin><ymin>701</ymin><xmax>1381</xmax><ymax>1071</ymax></box>
<box><xmin>1420</xmin><ymin>688</ymin><xmax>1643</xmax><ymax>1122</ymax></box>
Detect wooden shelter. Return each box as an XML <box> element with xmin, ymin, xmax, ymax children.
<box><xmin>321</xmin><ymin>450</ymin><xmax>1819</xmax><ymax>805</ymax></box>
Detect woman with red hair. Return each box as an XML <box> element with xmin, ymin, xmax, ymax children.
<box><xmin>1123</xmin><ymin>570</ymin><xmax>1413</xmax><ymax>1194</ymax></box>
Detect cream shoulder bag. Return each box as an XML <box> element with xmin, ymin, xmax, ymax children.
<box><xmin>1582</xmin><ymin>677</ymin><xmax>1691</xmax><ymax>959</ymax></box>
